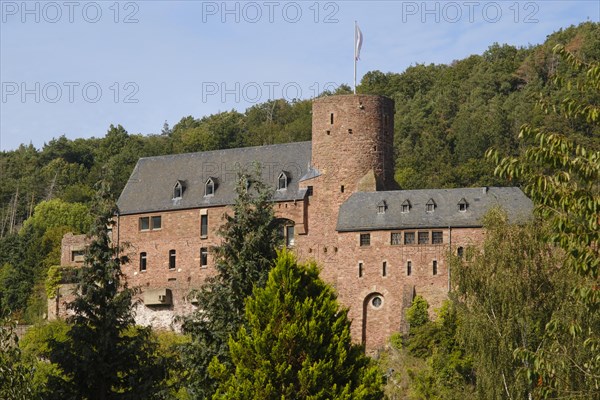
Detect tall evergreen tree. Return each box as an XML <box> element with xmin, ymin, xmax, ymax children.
<box><xmin>48</xmin><ymin>180</ymin><xmax>166</xmax><ymax>399</ymax></box>
<box><xmin>210</xmin><ymin>251</ymin><xmax>383</xmax><ymax>400</ymax></box>
<box><xmin>181</xmin><ymin>169</ymin><xmax>283</xmax><ymax>398</ymax></box>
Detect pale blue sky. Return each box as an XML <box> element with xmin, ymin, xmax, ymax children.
<box><xmin>1</xmin><ymin>0</ymin><xmax>598</xmax><ymax>151</ymax></box>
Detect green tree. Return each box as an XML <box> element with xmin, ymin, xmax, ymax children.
<box><xmin>487</xmin><ymin>44</ymin><xmax>600</xmax><ymax>397</ymax></box>
<box><xmin>47</xmin><ymin>181</ymin><xmax>167</xmax><ymax>399</ymax></box>
<box><xmin>211</xmin><ymin>251</ymin><xmax>383</xmax><ymax>400</ymax></box>
<box><xmin>181</xmin><ymin>170</ymin><xmax>283</xmax><ymax>398</ymax></box>
<box><xmin>0</xmin><ymin>310</ymin><xmax>36</xmax><ymax>400</ymax></box>
<box><xmin>452</xmin><ymin>210</ymin><xmax>571</xmax><ymax>400</ymax></box>
<box><xmin>19</xmin><ymin>320</ymin><xmax>70</xmax><ymax>398</ymax></box>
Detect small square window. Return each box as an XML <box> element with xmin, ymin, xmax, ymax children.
<box><xmin>432</xmin><ymin>231</ymin><xmax>443</xmax><ymax>244</ymax></box>
<box><xmin>139</xmin><ymin>217</ymin><xmax>150</xmax><ymax>231</ymax></box>
<box><xmin>151</xmin><ymin>216</ymin><xmax>162</xmax><ymax>230</ymax></box>
<box><xmin>404</xmin><ymin>232</ymin><xmax>415</xmax><ymax>244</ymax></box>
<box><xmin>360</xmin><ymin>233</ymin><xmax>370</xmax><ymax>246</ymax></box>
<box><xmin>418</xmin><ymin>232</ymin><xmax>429</xmax><ymax>245</ymax></box>
<box><xmin>71</xmin><ymin>250</ymin><xmax>84</xmax><ymax>262</ymax></box>
<box><xmin>390</xmin><ymin>232</ymin><xmax>401</xmax><ymax>245</ymax></box>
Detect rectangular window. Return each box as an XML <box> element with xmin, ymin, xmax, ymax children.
<box><xmin>151</xmin><ymin>216</ymin><xmax>162</xmax><ymax>230</ymax></box>
<box><xmin>169</xmin><ymin>250</ymin><xmax>176</xmax><ymax>270</ymax></box>
<box><xmin>433</xmin><ymin>260</ymin><xmax>438</xmax><ymax>276</ymax></box>
<box><xmin>358</xmin><ymin>262</ymin><xmax>363</xmax><ymax>278</ymax></box>
<box><xmin>404</xmin><ymin>232</ymin><xmax>415</xmax><ymax>245</ymax></box>
<box><xmin>306</xmin><ymin>186</ymin><xmax>313</xmax><ymax>196</ymax></box>
<box><xmin>407</xmin><ymin>261</ymin><xmax>412</xmax><ymax>276</ymax></box>
<box><xmin>286</xmin><ymin>225</ymin><xmax>295</xmax><ymax>247</ymax></box>
<box><xmin>71</xmin><ymin>250</ymin><xmax>84</xmax><ymax>262</ymax></box>
<box><xmin>200</xmin><ymin>248</ymin><xmax>208</xmax><ymax>268</ymax></box>
<box><xmin>382</xmin><ymin>261</ymin><xmax>387</xmax><ymax>277</ymax></box>
<box><xmin>200</xmin><ymin>214</ymin><xmax>208</xmax><ymax>238</ymax></box>
<box><xmin>432</xmin><ymin>231</ymin><xmax>443</xmax><ymax>244</ymax></box>
<box><xmin>390</xmin><ymin>232</ymin><xmax>401</xmax><ymax>245</ymax></box>
<box><xmin>330</xmin><ymin>112</ymin><xmax>334</xmax><ymax>124</ymax></box>
<box><xmin>139</xmin><ymin>217</ymin><xmax>150</xmax><ymax>231</ymax></box>
<box><xmin>418</xmin><ymin>231</ymin><xmax>430</xmax><ymax>244</ymax></box>
<box><xmin>140</xmin><ymin>252</ymin><xmax>147</xmax><ymax>272</ymax></box>
<box><xmin>359</xmin><ymin>233</ymin><xmax>370</xmax><ymax>246</ymax></box>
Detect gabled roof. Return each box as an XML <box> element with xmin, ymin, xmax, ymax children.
<box><xmin>337</xmin><ymin>187</ymin><xmax>533</xmax><ymax>231</ymax></box>
<box><xmin>117</xmin><ymin>141</ymin><xmax>311</xmax><ymax>215</ymax></box>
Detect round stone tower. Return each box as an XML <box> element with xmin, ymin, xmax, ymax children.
<box><xmin>295</xmin><ymin>94</ymin><xmax>397</xmax><ymax>272</ymax></box>
<box><xmin>311</xmin><ymin>94</ymin><xmax>396</xmax><ymax>194</ymax></box>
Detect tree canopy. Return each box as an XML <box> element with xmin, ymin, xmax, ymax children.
<box><xmin>211</xmin><ymin>251</ymin><xmax>384</xmax><ymax>400</ymax></box>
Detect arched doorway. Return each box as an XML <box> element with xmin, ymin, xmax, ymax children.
<box><xmin>362</xmin><ymin>292</ymin><xmax>385</xmax><ymax>349</ymax></box>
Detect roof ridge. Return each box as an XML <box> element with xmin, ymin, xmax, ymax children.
<box><xmin>137</xmin><ymin>141</ymin><xmax>312</xmax><ymax>162</ymax></box>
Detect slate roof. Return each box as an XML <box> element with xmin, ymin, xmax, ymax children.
<box><xmin>337</xmin><ymin>187</ymin><xmax>533</xmax><ymax>231</ymax></box>
<box><xmin>117</xmin><ymin>141</ymin><xmax>312</xmax><ymax>215</ymax></box>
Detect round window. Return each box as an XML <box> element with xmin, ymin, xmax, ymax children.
<box><xmin>371</xmin><ymin>296</ymin><xmax>383</xmax><ymax>308</ymax></box>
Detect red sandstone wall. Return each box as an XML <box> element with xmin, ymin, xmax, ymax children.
<box><xmin>60</xmin><ymin>233</ymin><xmax>87</xmax><ymax>267</ymax></box>
<box><xmin>116</xmin><ymin>201</ymin><xmax>306</xmax><ymax>328</ymax></box>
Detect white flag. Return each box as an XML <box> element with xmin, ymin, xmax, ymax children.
<box><xmin>355</xmin><ymin>23</ymin><xmax>363</xmax><ymax>61</ymax></box>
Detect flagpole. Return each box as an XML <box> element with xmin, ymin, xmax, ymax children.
<box><xmin>353</xmin><ymin>20</ymin><xmax>357</xmax><ymax>94</ymax></box>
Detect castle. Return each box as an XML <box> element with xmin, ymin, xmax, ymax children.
<box><xmin>56</xmin><ymin>94</ymin><xmax>532</xmax><ymax>351</ymax></box>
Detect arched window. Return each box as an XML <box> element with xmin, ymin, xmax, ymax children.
<box><xmin>205</xmin><ymin>178</ymin><xmax>216</xmax><ymax>197</ymax></box>
<box><xmin>401</xmin><ymin>199</ymin><xmax>411</xmax><ymax>213</ymax></box>
<box><xmin>169</xmin><ymin>250</ymin><xmax>176</xmax><ymax>269</ymax></box>
<box><xmin>426</xmin><ymin>198</ymin><xmax>436</xmax><ymax>212</ymax></box>
<box><xmin>173</xmin><ymin>180</ymin><xmax>184</xmax><ymax>199</ymax></box>
<box><xmin>277</xmin><ymin>172</ymin><xmax>289</xmax><ymax>190</ymax></box>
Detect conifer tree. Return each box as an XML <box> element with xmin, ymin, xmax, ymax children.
<box><xmin>210</xmin><ymin>251</ymin><xmax>383</xmax><ymax>400</ymax></box>
<box><xmin>181</xmin><ymin>170</ymin><xmax>282</xmax><ymax>398</ymax></box>
<box><xmin>48</xmin><ymin>180</ymin><xmax>166</xmax><ymax>400</ymax></box>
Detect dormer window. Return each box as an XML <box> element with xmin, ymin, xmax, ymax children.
<box><xmin>173</xmin><ymin>181</ymin><xmax>185</xmax><ymax>199</ymax></box>
<box><xmin>205</xmin><ymin>178</ymin><xmax>216</xmax><ymax>197</ymax></box>
<box><xmin>401</xmin><ymin>199</ymin><xmax>411</xmax><ymax>213</ymax></box>
<box><xmin>458</xmin><ymin>198</ymin><xmax>468</xmax><ymax>212</ymax></box>
<box><xmin>426</xmin><ymin>198</ymin><xmax>436</xmax><ymax>212</ymax></box>
<box><xmin>277</xmin><ymin>172</ymin><xmax>289</xmax><ymax>191</ymax></box>
<box><xmin>377</xmin><ymin>200</ymin><xmax>387</xmax><ymax>214</ymax></box>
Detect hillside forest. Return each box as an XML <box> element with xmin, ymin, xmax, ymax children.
<box><xmin>0</xmin><ymin>22</ymin><xmax>598</xmax><ymax>400</ymax></box>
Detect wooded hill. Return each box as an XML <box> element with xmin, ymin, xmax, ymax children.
<box><xmin>0</xmin><ymin>22</ymin><xmax>598</xmax><ymax>321</ymax></box>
